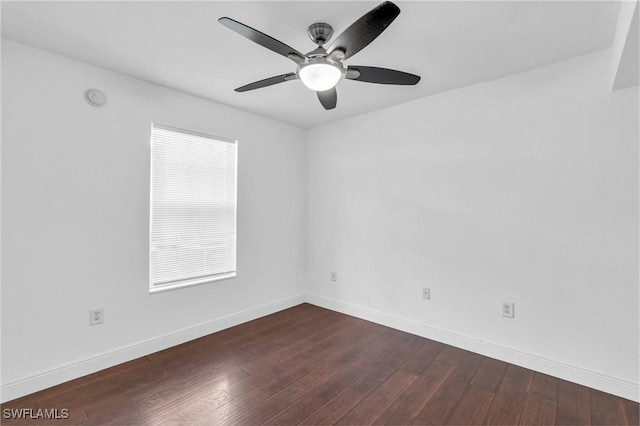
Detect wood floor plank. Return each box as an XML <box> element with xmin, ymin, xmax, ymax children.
<box><xmin>197</xmin><ymin>323</ymin><xmax>401</xmax><ymax>425</ymax></box>
<box><xmin>82</xmin><ymin>365</ymin><xmax>248</xmax><ymax>425</ymax></box>
<box><xmin>623</xmin><ymin>398</ymin><xmax>640</xmax><ymax>426</ymax></box>
<box><xmin>83</xmin><ymin>391</ymin><xmax>166</xmax><ymax>425</ymax></box>
<box><xmin>370</xmin><ymin>359</ymin><xmax>457</xmax><ymax>426</ymax></box>
<box><xmin>482</xmin><ymin>364</ymin><xmax>532</xmax><ymax>425</ymax></box>
<box><xmin>2</xmin><ymin>304</ymin><xmax>638</xmax><ymax>426</ymax></box>
<box><xmin>437</xmin><ymin>345</ymin><xmax>476</xmax><ymax>366</ymax></box>
<box><xmin>555</xmin><ymin>380</ymin><xmax>591</xmax><ymax>426</ymax></box>
<box><xmin>156</xmin><ymin>392</ymin><xmax>233</xmax><ymax>426</ymax></box>
<box><xmin>222</xmin><ymin>316</ymin><xmax>383</xmax><ymax>399</ymax></box>
<box><xmin>410</xmin><ymin>350</ymin><xmax>485</xmax><ymax>425</ymax></box>
<box><xmin>335</xmin><ymin>368</ymin><xmax>418</xmax><ymax>425</ymax></box>
<box><xmin>263</xmin><ymin>335</ymin><xmax>422</xmax><ymax>425</ymax></box>
<box><xmin>229</xmin><ymin>333</ymin><xmax>412</xmax><ymax>425</ymax></box>
<box><xmin>528</xmin><ymin>371</ymin><xmax>559</xmax><ymax>401</ymax></box>
<box><xmin>590</xmin><ymin>388</ymin><xmax>628</xmax><ymax>426</ymax></box>
<box><xmin>328</xmin><ymin>337</ymin><xmax>428</xmax><ymax>423</ymax></box>
<box><xmin>519</xmin><ymin>393</ymin><xmax>556</xmax><ymax>425</ymax></box>
<box><xmin>444</xmin><ymin>385</ymin><xmax>495</xmax><ymax>425</ymax></box>
<box><xmin>398</xmin><ymin>339</ymin><xmax>446</xmax><ymax>376</ymax></box>
<box><xmin>471</xmin><ymin>357</ymin><xmax>509</xmax><ymax>392</ymax></box>
<box><xmin>301</xmin><ymin>336</ymin><xmax>444</xmax><ymax>425</ymax></box>
<box><xmin>237</xmin><ymin>314</ymin><xmax>352</xmax><ymax>377</ymax></box>
<box><xmin>331</xmin><ymin>338</ymin><xmax>441</xmax><ymax>425</ymax></box>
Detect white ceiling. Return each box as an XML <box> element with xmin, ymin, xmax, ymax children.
<box><xmin>1</xmin><ymin>1</ymin><xmax>621</xmax><ymax>128</ymax></box>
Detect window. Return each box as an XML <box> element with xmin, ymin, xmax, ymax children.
<box><xmin>150</xmin><ymin>124</ymin><xmax>237</xmax><ymax>292</ymax></box>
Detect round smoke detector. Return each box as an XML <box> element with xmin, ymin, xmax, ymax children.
<box><xmin>84</xmin><ymin>88</ymin><xmax>107</xmax><ymax>107</ymax></box>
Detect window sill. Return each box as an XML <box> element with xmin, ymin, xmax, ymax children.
<box><xmin>149</xmin><ymin>272</ymin><xmax>236</xmax><ymax>294</ymax></box>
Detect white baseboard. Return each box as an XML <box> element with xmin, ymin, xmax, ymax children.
<box><xmin>3</xmin><ymin>292</ymin><xmax>638</xmax><ymax>404</ymax></box>
<box><xmin>305</xmin><ymin>294</ymin><xmax>640</xmax><ymax>403</ymax></box>
<box><xmin>0</xmin><ymin>294</ymin><xmax>306</xmax><ymax>403</ymax></box>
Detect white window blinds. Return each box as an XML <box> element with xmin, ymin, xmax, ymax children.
<box><xmin>150</xmin><ymin>124</ymin><xmax>237</xmax><ymax>292</ymax></box>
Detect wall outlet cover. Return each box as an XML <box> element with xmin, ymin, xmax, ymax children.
<box><xmin>422</xmin><ymin>287</ymin><xmax>430</xmax><ymax>300</ymax></box>
<box><xmin>502</xmin><ymin>302</ymin><xmax>515</xmax><ymax>318</ymax></box>
<box><xmin>90</xmin><ymin>308</ymin><xmax>104</xmax><ymax>325</ymax></box>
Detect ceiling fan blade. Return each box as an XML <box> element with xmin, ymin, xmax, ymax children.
<box><xmin>326</xmin><ymin>1</ymin><xmax>400</xmax><ymax>61</ymax></box>
<box><xmin>346</xmin><ymin>66</ymin><xmax>420</xmax><ymax>85</ymax></box>
<box><xmin>219</xmin><ymin>17</ymin><xmax>305</xmax><ymax>64</ymax></box>
<box><xmin>235</xmin><ymin>73</ymin><xmax>297</xmax><ymax>92</ymax></box>
<box><xmin>317</xmin><ymin>88</ymin><xmax>337</xmax><ymax>110</ymax></box>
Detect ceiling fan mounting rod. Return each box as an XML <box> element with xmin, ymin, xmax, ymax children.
<box><xmin>307</xmin><ymin>22</ymin><xmax>334</xmax><ymax>45</ymax></box>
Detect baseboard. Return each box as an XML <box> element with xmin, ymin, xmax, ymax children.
<box><xmin>305</xmin><ymin>293</ymin><xmax>640</xmax><ymax>403</ymax></box>
<box><xmin>3</xmin><ymin>292</ymin><xmax>638</xmax><ymax>404</ymax></box>
<box><xmin>0</xmin><ymin>294</ymin><xmax>306</xmax><ymax>403</ymax></box>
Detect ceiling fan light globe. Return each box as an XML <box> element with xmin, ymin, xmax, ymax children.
<box><xmin>299</xmin><ymin>63</ymin><xmax>342</xmax><ymax>91</ymax></box>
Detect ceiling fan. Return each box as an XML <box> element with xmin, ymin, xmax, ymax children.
<box><xmin>218</xmin><ymin>1</ymin><xmax>420</xmax><ymax>110</ymax></box>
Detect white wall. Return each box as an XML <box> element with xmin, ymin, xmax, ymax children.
<box><xmin>307</xmin><ymin>49</ymin><xmax>639</xmax><ymax>399</ymax></box>
<box><xmin>1</xmin><ymin>40</ymin><xmax>307</xmax><ymax>399</ymax></box>
<box><xmin>2</xmin><ymin>40</ymin><xmax>638</xmax><ymax>403</ymax></box>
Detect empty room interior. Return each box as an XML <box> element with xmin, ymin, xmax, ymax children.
<box><xmin>1</xmin><ymin>0</ymin><xmax>639</xmax><ymax>424</ymax></box>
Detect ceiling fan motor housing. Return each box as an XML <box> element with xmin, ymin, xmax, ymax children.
<box><xmin>308</xmin><ymin>22</ymin><xmax>334</xmax><ymax>45</ymax></box>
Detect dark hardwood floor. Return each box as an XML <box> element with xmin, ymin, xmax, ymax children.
<box><xmin>2</xmin><ymin>303</ymin><xmax>638</xmax><ymax>425</ymax></box>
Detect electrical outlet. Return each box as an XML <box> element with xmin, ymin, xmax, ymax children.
<box><xmin>90</xmin><ymin>308</ymin><xmax>104</xmax><ymax>325</ymax></box>
<box><xmin>330</xmin><ymin>271</ymin><xmax>337</xmax><ymax>282</ymax></box>
<box><xmin>422</xmin><ymin>287</ymin><xmax>430</xmax><ymax>300</ymax></box>
<box><xmin>502</xmin><ymin>302</ymin><xmax>514</xmax><ymax>318</ymax></box>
